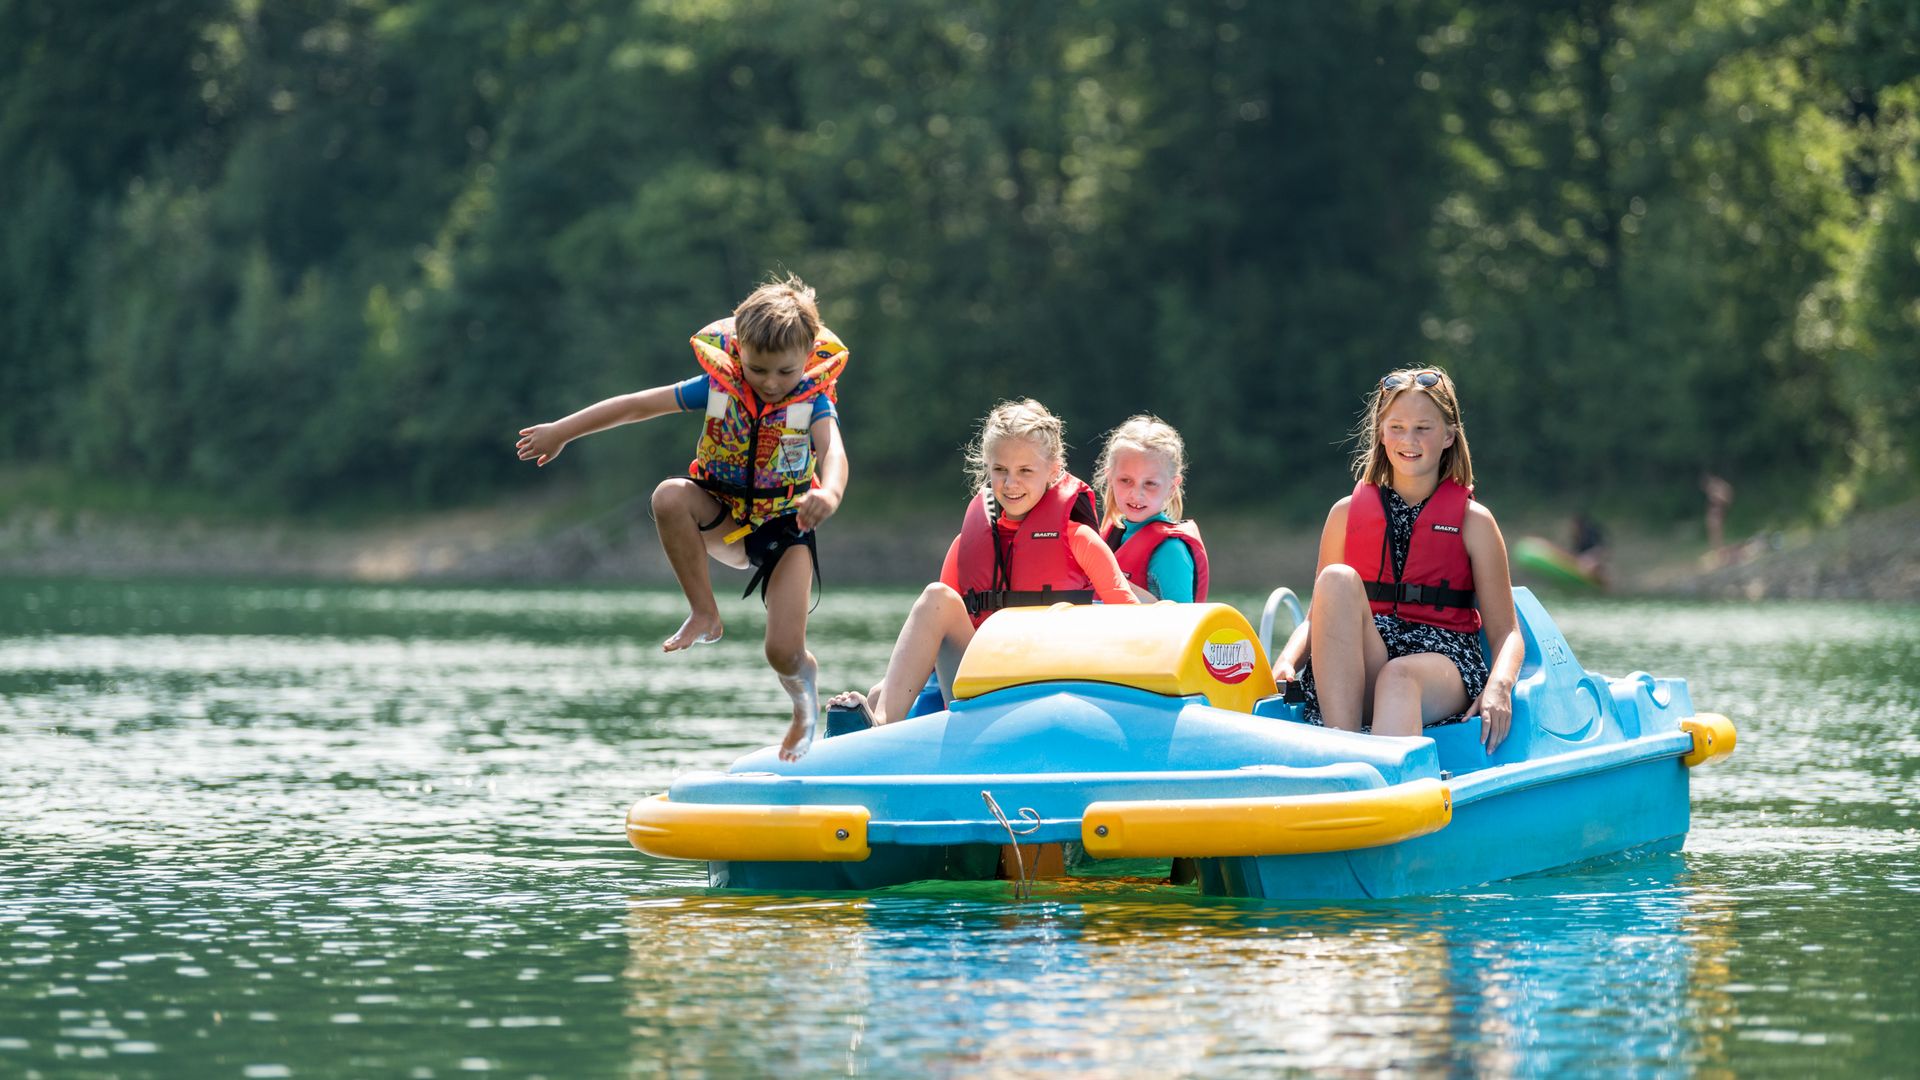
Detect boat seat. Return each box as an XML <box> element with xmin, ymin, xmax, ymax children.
<box><xmin>952</xmin><ymin>602</ymin><xmax>1279</xmax><ymax>712</ymax></box>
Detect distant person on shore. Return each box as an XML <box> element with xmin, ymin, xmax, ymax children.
<box><xmin>1570</xmin><ymin>511</ymin><xmax>1609</xmax><ymax>588</ymax></box>
<box><xmin>825</xmin><ymin>399</ymin><xmax>1138</xmax><ymax>728</ymax></box>
<box><xmin>1702</xmin><ymin>472</ymin><xmax>1734</xmax><ymax>562</ymax></box>
<box><xmin>1273</xmin><ymin>367</ymin><xmax>1525</xmax><ymax>752</ymax></box>
<box><xmin>1094</xmin><ymin>415</ymin><xmax>1209</xmax><ymax>602</ymax></box>
<box><xmin>514</xmin><ymin>275</ymin><xmax>848</xmax><ymax>761</ymax></box>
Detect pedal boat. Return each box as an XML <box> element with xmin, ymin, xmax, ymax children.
<box><xmin>626</xmin><ymin>588</ymin><xmax>1735</xmax><ymax>900</ymax></box>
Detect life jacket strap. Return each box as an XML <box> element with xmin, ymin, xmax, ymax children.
<box><xmin>690</xmin><ymin>476</ymin><xmax>805</xmax><ymax>502</ymax></box>
<box><xmin>1364</xmin><ymin>580</ymin><xmax>1476</xmax><ymax>610</ymax></box>
<box><xmin>961</xmin><ymin>585</ymin><xmax>1097</xmax><ymax>619</ymax></box>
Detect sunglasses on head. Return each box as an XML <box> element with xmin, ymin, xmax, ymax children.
<box><xmin>1381</xmin><ymin>370</ymin><xmax>1442</xmax><ymax>390</ymax></box>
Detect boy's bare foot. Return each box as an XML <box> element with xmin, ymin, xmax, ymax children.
<box><xmin>777</xmin><ymin>656</ymin><xmax>820</xmax><ymax>762</ymax></box>
<box><xmin>663</xmin><ymin>611</ymin><xmax>724</xmax><ymax>652</ymax></box>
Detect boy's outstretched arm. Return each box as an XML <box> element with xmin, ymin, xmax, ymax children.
<box><xmin>516</xmin><ymin>385</ymin><xmax>680</xmax><ymax>466</ymax></box>
<box><xmin>793</xmin><ymin>417</ymin><xmax>848</xmax><ymax>531</ymax></box>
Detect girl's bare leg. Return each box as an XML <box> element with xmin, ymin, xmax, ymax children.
<box><xmin>827</xmin><ymin>583</ymin><xmax>975</xmax><ymax>726</ymax></box>
<box><xmin>1307</xmin><ymin>564</ymin><xmax>1389</xmax><ymax>731</ymax></box>
<box><xmin>651</xmin><ymin>478</ymin><xmax>746</xmax><ymax>651</ymax></box>
<box><xmin>1369</xmin><ymin>654</ymin><xmax>1469</xmax><ymax>737</ymax></box>
<box><xmin>762</xmin><ymin>544</ymin><xmax>819</xmax><ymax>762</ymax></box>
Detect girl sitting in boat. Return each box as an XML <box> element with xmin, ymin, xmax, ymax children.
<box><xmin>1273</xmin><ymin>367</ymin><xmax>1524</xmax><ymax>752</ymax></box>
<box><xmin>827</xmin><ymin>398</ymin><xmax>1139</xmax><ymax>727</ymax></box>
<box><xmin>1094</xmin><ymin>415</ymin><xmax>1209</xmax><ymax>602</ymax></box>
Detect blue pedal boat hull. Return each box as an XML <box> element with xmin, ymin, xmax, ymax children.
<box><xmin>629</xmin><ymin>590</ymin><xmax>1733</xmax><ymax>900</ymax></box>
<box><xmin>1201</xmin><ymin>736</ymin><xmax>1693</xmax><ymax>899</ymax></box>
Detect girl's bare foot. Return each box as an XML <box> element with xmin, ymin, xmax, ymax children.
<box><xmin>663</xmin><ymin>611</ymin><xmax>724</xmax><ymax>652</ymax></box>
<box><xmin>825</xmin><ymin>688</ymin><xmax>882</xmax><ymax>727</ymax></box>
<box><xmin>824</xmin><ymin>689</ymin><xmax>867</xmax><ymax>710</ymax></box>
<box><xmin>777</xmin><ymin>656</ymin><xmax>820</xmax><ymax>762</ymax></box>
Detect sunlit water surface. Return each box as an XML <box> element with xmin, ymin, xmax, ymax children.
<box><xmin>1</xmin><ymin>580</ymin><xmax>1915</xmax><ymax>1077</ymax></box>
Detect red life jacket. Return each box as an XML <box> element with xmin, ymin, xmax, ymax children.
<box><xmin>1342</xmin><ymin>479</ymin><xmax>1481</xmax><ymax>634</ymax></box>
<box><xmin>1102</xmin><ymin>519</ymin><xmax>1210</xmax><ymax>602</ymax></box>
<box><xmin>954</xmin><ymin>474</ymin><xmax>1098</xmax><ymax>627</ymax></box>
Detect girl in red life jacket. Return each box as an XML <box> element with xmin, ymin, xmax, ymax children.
<box><xmin>1272</xmin><ymin>368</ymin><xmax>1525</xmax><ymax>752</ymax></box>
<box><xmin>1093</xmin><ymin>415</ymin><xmax>1209</xmax><ymax>603</ymax></box>
<box><xmin>825</xmin><ymin>399</ymin><xmax>1139</xmax><ymax>727</ymax></box>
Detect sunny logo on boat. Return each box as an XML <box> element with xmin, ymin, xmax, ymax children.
<box><xmin>1202</xmin><ymin>631</ymin><xmax>1257</xmax><ymax>684</ymax></box>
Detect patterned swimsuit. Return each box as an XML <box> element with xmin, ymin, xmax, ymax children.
<box><xmin>1297</xmin><ymin>487</ymin><xmax>1489</xmax><ymax>728</ymax></box>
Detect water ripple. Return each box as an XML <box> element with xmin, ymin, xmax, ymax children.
<box><xmin>1</xmin><ymin>582</ymin><xmax>1916</xmax><ymax>1076</ymax></box>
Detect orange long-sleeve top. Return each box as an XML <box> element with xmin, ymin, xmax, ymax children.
<box><xmin>938</xmin><ymin>520</ymin><xmax>1139</xmax><ymax>604</ymax></box>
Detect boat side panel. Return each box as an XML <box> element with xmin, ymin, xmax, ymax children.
<box><xmin>713</xmin><ymin>843</ymin><xmax>1003</xmax><ymax>891</ymax></box>
<box><xmin>1202</xmin><ymin>755</ymin><xmax>1692</xmax><ymax>900</ymax></box>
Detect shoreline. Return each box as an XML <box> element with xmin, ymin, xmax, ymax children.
<box><xmin>3</xmin><ymin>492</ymin><xmax>1916</xmax><ymax>602</ymax></box>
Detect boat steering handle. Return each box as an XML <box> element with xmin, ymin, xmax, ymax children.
<box><xmin>1258</xmin><ymin>587</ymin><xmax>1306</xmax><ymax>660</ymax></box>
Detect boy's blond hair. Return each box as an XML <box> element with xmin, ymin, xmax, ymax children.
<box><xmin>965</xmin><ymin>399</ymin><xmax>1067</xmax><ymax>499</ymax></box>
<box><xmin>1093</xmin><ymin>414</ymin><xmax>1187</xmax><ymax>532</ymax></box>
<box><xmin>1352</xmin><ymin>366</ymin><xmax>1476</xmax><ymax>489</ymax></box>
<box><xmin>733</xmin><ymin>274</ymin><xmax>820</xmax><ymax>355</ymax></box>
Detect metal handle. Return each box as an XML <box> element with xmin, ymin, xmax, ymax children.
<box><xmin>1257</xmin><ymin>587</ymin><xmax>1306</xmax><ymax>660</ymax></box>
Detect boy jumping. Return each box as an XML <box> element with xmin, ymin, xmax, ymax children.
<box><xmin>515</xmin><ymin>276</ymin><xmax>848</xmax><ymax>761</ymax></box>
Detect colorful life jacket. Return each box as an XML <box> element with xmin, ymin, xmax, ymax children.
<box><xmin>1342</xmin><ymin>479</ymin><xmax>1481</xmax><ymax>634</ymax></box>
<box><xmin>954</xmin><ymin>474</ymin><xmax>1098</xmax><ymax>627</ymax></box>
<box><xmin>686</xmin><ymin>318</ymin><xmax>848</xmax><ymax>527</ymax></box>
<box><xmin>1103</xmin><ymin>518</ymin><xmax>1211</xmax><ymax>602</ymax></box>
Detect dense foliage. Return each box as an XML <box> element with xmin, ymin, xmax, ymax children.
<box><xmin>3</xmin><ymin>0</ymin><xmax>1915</xmax><ymax>523</ymax></box>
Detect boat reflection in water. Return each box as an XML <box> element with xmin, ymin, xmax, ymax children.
<box><xmin>620</xmin><ymin>856</ymin><xmax>1738</xmax><ymax>1075</ymax></box>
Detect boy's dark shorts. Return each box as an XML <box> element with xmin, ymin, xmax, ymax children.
<box><xmin>739</xmin><ymin>515</ymin><xmax>818</xmax><ymax>601</ymax></box>
<box><xmin>745</xmin><ymin>515</ymin><xmax>813</xmax><ymax>569</ymax></box>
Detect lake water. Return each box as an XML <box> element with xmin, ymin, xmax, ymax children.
<box><xmin>1</xmin><ymin>579</ymin><xmax>1915</xmax><ymax>1078</ymax></box>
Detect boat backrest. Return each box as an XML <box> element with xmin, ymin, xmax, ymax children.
<box><xmin>953</xmin><ymin>602</ymin><xmax>1279</xmax><ymax>712</ymax></box>
<box><xmin>1431</xmin><ymin>586</ymin><xmax>1640</xmax><ymax>772</ymax></box>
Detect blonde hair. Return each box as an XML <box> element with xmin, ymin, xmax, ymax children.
<box><xmin>732</xmin><ymin>273</ymin><xmax>820</xmax><ymax>354</ymax></box>
<box><xmin>1093</xmin><ymin>414</ymin><xmax>1187</xmax><ymax>531</ymax></box>
<box><xmin>964</xmin><ymin>399</ymin><xmax>1067</xmax><ymax>502</ymax></box>
<box><xmin>1352</xmin><ymin>366</ymin><xmax>1475</xmax><ymax>489</ymax></box>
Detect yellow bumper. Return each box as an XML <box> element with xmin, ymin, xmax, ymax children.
<box><xmin>1679</xmin><ymin>712</ymin><xmax>1737</xmax><ymax>767</ymax></box>
<box><xmin>626</xmin><ymin>794</ymin><xmax>871</xmax><ymax>862</ymax></box>
<box><xmin>1081</xmin><ymin>777</ymin><xmax>1453</xmax><ymax>858</ymax></box>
